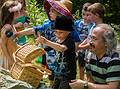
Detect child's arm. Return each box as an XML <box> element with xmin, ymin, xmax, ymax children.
<box><xmin>15</xmin><ymin>20</ymin><xmax>51</xmax><ymax>37</ymax></box>
<box><xmin>36</xmin><ymin>36</ymin><xmax>67</xmax><ymax>52</ymax></box>
<box><xmin>77</xmin><ymin>38</ymin><xmax>90</xmax><ymax>50</ymax></box>
<box><xmin>15</xmin><ymin>27</ymin><xmax>35</xmax><ymax>36</ymax></box>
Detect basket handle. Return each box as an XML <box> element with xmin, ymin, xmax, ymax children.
<box><xmin>20</xmin><ymin>63</ymin><xmax>52</xmax><ymax>75</ymax></box>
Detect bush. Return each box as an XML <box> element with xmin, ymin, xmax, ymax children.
<box><xmin>25</xmin><ymin>0</ymin><xmax>47</xmax><ymax>26</ymax></box>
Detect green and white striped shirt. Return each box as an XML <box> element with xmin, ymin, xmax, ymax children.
<box><xmin>86</xmin><ymin>52</ymin><xmax>120</xmax><ymax>84</ymax></box>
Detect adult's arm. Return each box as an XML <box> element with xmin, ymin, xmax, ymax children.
<box><xmin>69</xmin><ymin>79</ymin><xmax>119</xmax><ymax>89</ymax></box>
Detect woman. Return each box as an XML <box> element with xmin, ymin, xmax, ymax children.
<box><xmin>0</xmin><ymin>0</ymin><xmax>22</xmax><ymax>70</ymax></box>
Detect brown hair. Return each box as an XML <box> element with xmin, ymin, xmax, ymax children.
<box><xmin>0</xmin><ymin>1</ymin><xmax>15</xmax><ymax>28</ymax></box>
<box><xmin>0</xmin><ymin>0</ymin><xmax>16</xmax><ymax>28</ymax></box>
<box><xmin>82</xmin><ymin>2</ymin><xmax>92</xmax><ymax>12</ymax></box>
<box><xmin>87</xmin><ymin>3</ymin><xmax>105</xmax><ymax>18</ymax></box>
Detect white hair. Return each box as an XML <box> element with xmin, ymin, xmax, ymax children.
<box><xmin>97</xmin><ymin>24</ymin><xmax>117</xmax><ymax>55</ymax></box>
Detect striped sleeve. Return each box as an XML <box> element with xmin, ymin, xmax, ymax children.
<box><xmin>106</xmin><ymin>57</ymin><xmax>120</xmax><ymax>82</ymax></box>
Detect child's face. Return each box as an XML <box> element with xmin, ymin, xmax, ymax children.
<box><xmin>86</xmin><ymin>11</ymin><xmax>98</xmax><ymax>23</ymax></box>
<box><xmin>49</xmin><ymin>7</ymin><xmax>61</xmax><ymax>21</ymax></box>
<box><xmin>54</xmin><ymin>30</ymin><xmax>70</xmax><ymax>41</ymax></box>
<box><xmin>82</xmin><ymin>11</ymin><xmax>92</xmax><ymax>23</ymax></box>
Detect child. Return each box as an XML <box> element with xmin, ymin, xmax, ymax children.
<box><xmin>0</xmin><ymin>0</ymin><xmax>22</xmax><ymax>70</ymax></box>
<box><xmin>76</xmin><ymin>3</ymin><xmax>106</xmax><ymax>81</ymax></box>
<box><xmin>78</xmin><ymin>3</ymin><xmax>106</xmax><ymax>50</ymax></box>
<box><xmin>36</xmin><ymin>16</ymin><xmax>76</xmax><ymax>89</ymax></box>
<box><xmin>74</xmin><ymin>2</ymin><xmax>95</xmax><ymax>80</ymax></box>
<box><xmin>87</xmin><ymin>3</ymin><xmax>105</xmax><ymax>25</ymax></box>
<box><xmin>15</xmin><ymin>0</ymin><xmax>73</xmax><ymax>87</ymax></box>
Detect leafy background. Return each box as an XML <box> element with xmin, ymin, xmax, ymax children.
<box><xmin>26</xmin><ymin>0</ymin><xmax>120</xmax><ymax>42</ymax></box>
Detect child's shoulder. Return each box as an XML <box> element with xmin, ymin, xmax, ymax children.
<box><xmin>88</xmin><ymin>22</ymin><xmax>96</xmax><ymax>28</ymax></box>
<box><xmin>44</xmin><ymin>19</ymin><xmax>51</xmax><ymax>23</ymax></box>
<box><xmin>42</xmin><ymin>19</ymin><xmax>54</xmax><ymax>28</ymax></box>
<box><xmin>75</xmin><ymin>18</ymin><xmax>83</xmax><ymax>22</ymax></box>
<box><xmin>74</xmin><ymin>18</ymin><xmax>83</xmax><ymax>24</ymax></box>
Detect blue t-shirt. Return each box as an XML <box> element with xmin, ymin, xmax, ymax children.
<box><xmin>33</xmin><ymin>19</ymin><xmax>56</xmax><ymax>41</ymax></box>
<box><xmin>72</xmin><ymin>19</ymin><xmax>95</xmax><ymax>42</ymax></box>
<box><xmin>33</xmin><ymin>19</ymin><xmax>57</xmax><ymax>70</ymax></box>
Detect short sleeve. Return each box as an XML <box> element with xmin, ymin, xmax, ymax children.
<box><xmin>106</xmin><ymin>57</ymin><xmax>120</xmax><ymax>82</ymax></box>
<box><xmin>32</xmin><ymin>19</ymin><xmax>51</xmax><ymax>32</ymax></box>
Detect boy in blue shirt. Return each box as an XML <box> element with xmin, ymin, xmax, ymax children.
<box><xmin>74</xmin><ymin>3</ymin><xmax>95</xmax><ymax>80</ymax></box>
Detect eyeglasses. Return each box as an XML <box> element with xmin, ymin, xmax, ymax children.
<box><xmin>89</xmin><ymin>35</ymin><xmax>98</xmax><ymax>42</ymax></box>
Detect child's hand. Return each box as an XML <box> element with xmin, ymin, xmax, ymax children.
<box><xmin>14</xmin><ymin>31</ymin><xmax>20</xmax><ymax>37</ymax></box>
<box><xmin>36</xmin><ymin>36</ymin><xmax>47</xmax><ymax>46</ymax></box>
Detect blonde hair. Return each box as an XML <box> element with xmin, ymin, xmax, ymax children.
<box><xmin>60</xmin><ymin>0</ymin><xmax>73</xmax><ymax>12</ymax></box>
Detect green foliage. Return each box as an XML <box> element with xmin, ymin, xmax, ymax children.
<box><xmin>25</xmin><ymin>0</ymin><xmax>47</xmax><ymax>26</ymax></box>
<box><xmin>116</xmin><ymin>32</ymin><xmax>120</xmax><ymax>42</ymax></box>
<box><xmin>26</xmin><ymin>0</ymin><xmax>120</xmax><ymax>41</ymax></box>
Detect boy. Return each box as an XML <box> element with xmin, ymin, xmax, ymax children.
<box><xmin>36</xmin><ymin>16</ymin><xmax>77</xmax><ymax>89</ymax></box>
<box><xmin>78</xmin><ymin>3</ymin><xmax>106</xmax><ymax>50</ymax></box>
<box><xmin>74</xmin><ymin>2</ymin><xmax>95</xmax><ymax>80</ymax></box>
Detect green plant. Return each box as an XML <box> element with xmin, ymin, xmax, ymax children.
<box><xmin>25</xmin><ymin>0</ymin><xmax>47</xmax><ymax>26</ymax></box>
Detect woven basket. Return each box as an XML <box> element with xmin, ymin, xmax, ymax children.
<box><xmin>14</xmin><ymin>44</ymin><xmax>46</xmax><ymax>63</ymax></box>
<box><xmin>10</xmin><ymin>62</ymin><xmax>43</xmax><ymax>88</ymax></box>
<box><xmin>10</xmin><ymin>44</ymin><xmax>51</xmax><ymax>88</ymax></box>
<box><xmin>10</xmin><ymin>62</ymin><xmax>51</xmax><ymax>88</ymax></box>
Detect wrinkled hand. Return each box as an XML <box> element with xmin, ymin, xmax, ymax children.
<box><xmin>69</xmin><ymin>79</ymin><xmax>85</xmax><ymax>89</ymax></box>
<box><xmin>36</xmin><ymin>36</ymin><xmax>47</xmax><ymax>46</ymax></box>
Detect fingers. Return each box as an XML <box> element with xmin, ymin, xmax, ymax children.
<box><xmin>69</xmin><ymin>79</ymin><xmax>85</xmax><ymax>89</ymax></box>
<box><xmin>35</xmin><ymin>37</ymin><xmax>40</xmax><ymax>46</ymax></box>
<box><xmin>35</xmin><ymin>36</ymin><xmax>46</xmax><ymax>46</ymax></box>
<box><xmin>37</xmin><ymin>31</ymin><xmax>41</xmax><ymax>37</ymax></box>
<box><xmin>69</xmin><ymin>80</ymin><xmax>77</xmax><ymax>89</ymax></box>
<box><xmin>70</xmin><ymin>80</ymin><xmax>77</xmax><ymax>83</ymax></box>
<box><xmin>69</xmin><ymin>82</ymin><xmax>76</xmax><ymax>89</ymax></box>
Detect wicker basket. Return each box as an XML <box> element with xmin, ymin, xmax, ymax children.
<box><xmin>10</xmin><ymin>62</ymin><xmax>51</xmax><ymax>88</ymax></box>
<box><xmin>14</xmin><ymin>44</ymin><xmax>46</xmax><ymax>63</ymax></box>
<box><xmin>10</xmin><ymin>44</ymin><xmax>51</xmax><ymax>88</ymax></box>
